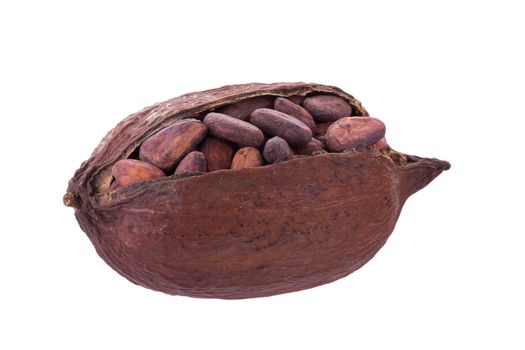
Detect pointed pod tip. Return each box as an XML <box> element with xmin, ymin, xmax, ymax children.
<box><xmin>431</xmin><ymin>158</ymin><xmax>451</xmax><ymax>171</ymax></box>
<box><xmin>397</xmin><ymin>156</ymin><xmax>450</xmax><ymax>201</ymax></box>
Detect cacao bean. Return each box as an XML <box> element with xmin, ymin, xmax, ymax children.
<box><xmin>286</xmin><ymin>95</ymin><xmax>305</xmax><ymax>105</ymax></box>
<box><xmin>174</xmin><ymin>151</ymin><xmax>207</xmax><ymax>174</ymax></box>
<box><xmin>372</xmin><ymin>137</ymin><xmax>388</xmax><ymax>151</ymax></box>
<box><xmin>203</xmin><ymin>112</ymin><xmax>265</xmax><ymax>147</ymax></box>
<box><xmin>315</xmin><ymin>134</ymin><xmax>327</xmax><ymax>146</ymax></box>
<box><xmin>139</xmin><ymin>118</ymin><xmax>206</xmax><ymax>172</ymax></box>
<box><xmin>231</xmin><ymin>147</ymin><xmax>264</xmax><ymax>170</ymax></box>
<box><xmin>199</xmin><ymin>137</ymin><xmax>234</xmax><ymax>171</ymax></box>
<box><xmin>303</xmin><ymin>95</ymin><xmax>353</xmax><ymax>122</ymax></box>
<box><xmin>112</xmin><ymin>159</ymin><xmax>165</xmax><ymax>186</ymax></box>
<box><xmin>315</xmin><ymin>122</ymin><xmax>333</xmax><ymax>136</ymax></box>
<box><xmin>274</xmin><ymin>97</ymin><xmax>316</xmax><ymax>134</ymax></box>
<box><xmin>326</xmin><ymin>117</ymin><xmax>386</xmax><ymax>152</ymax></box>
<box><xmin>217</xmin><ymin>96</ymin><xmax>274</xmax><ymax>121</ymax></box>
<box><xmin>294</xmin><ymin>137</ymin><xmax>326</xmax><ymax>155</ymax></box>
<box><xmin>250</xmin><ymin>108</ymin><xmax>312</xmax><ymax>146</ymax></box>
<box><xmin>263</xmin><ymin>136</ymin><xmax>293</xmax><ymax>163</ymax></box>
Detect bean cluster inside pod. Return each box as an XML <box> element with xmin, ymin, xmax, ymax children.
<box><xmin>110</xmin><ymin>94</ymin><xmax>389</xmax><ymax>190</ymax></box>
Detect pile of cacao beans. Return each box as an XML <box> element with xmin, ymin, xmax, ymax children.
<box><xmin>111</xmin><ymin>94</ymin><xmax>387</xmax><ymax>188</ymax></box>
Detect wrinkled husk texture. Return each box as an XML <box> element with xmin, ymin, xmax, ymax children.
<box><xmin>65</xmin><ymin>82</ymin><xmax>450</xmax><ymax>299</ymax></box>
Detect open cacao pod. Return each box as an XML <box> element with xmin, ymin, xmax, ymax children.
<box><xmin>64</xmin><ymin>82</ymin><xmax>450</xmax><ymax>299</ymax></box>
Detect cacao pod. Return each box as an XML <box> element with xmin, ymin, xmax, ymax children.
<box><xmin>64</xmin><ymin>82</ymin><xmax>449</xmax><ymax>299</ymax></box>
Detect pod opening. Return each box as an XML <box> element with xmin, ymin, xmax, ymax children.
<box><xmin>108</xmin><ymin>93</ymin><xmax>407</xmax><ymax>193</ymax></box>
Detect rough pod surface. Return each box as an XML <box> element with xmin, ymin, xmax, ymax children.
<box><xmin>64</xmin><ymin>82</ymin><xmax>450</xmax><ymax>299</ymax></box>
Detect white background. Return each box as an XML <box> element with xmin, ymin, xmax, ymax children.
<box><xmin>1</xmin><ymin>1</ymin><xmax>523</xmax><ymax>349</ymax></box>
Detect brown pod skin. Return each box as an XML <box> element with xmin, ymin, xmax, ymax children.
<box><xmin>315</xmin><ymin>122</ymin><xmax>333</xmax><ymax>136</ymax></box>
<box><xmin>64</xmin><ymin>82</ymin><xmax>449</xmax><ymax>299</ymax></box>
<box><xmin>304</xmin><ymin>95</ymin><xmax>353</xmax><ymax>122</ymax></box>
<box><xmin>250</xmin><ymin>108</ymin><xmax>312</xmax><ymax>146</ymax></box>
<box><xmin>217</xmin><ymin>96</ymin><xmax>274</xmax><ymax>121</ymax></box>
<box><xmin>139</xmin><ymin>119</ymin><xmax>206</xmax><ymax>172</ymax></box>
<box><xmin>204</xmin><ymin>112</ymin><xmax>264</xmax><ymax>147</ymax></box>
<box><xmin>174</xmin><ymin>151</ymin><xmax>207</xmax><ymax>174</ymax></box>
<box><xmin>199</xmin><ymin>137</ymin><xmax>234</xmax><ymax>171</ymax></box>
<box><xmin>326</xmin><ymin>117</ymin><xmax>386</xmax><ymax>152</ymax></box>
<box><xmin>274</xmin><ymin>97</ymin><xmax>316</xmax><ymax>134</ymax></box>
<box><xmin>112</xmin><ymin>159</ymin><xmax>165</xmax><ymax>187</ymax></box>
<box><xmin>294</xmin><ymin>137</ymin><xmax>326</xmax><ymax>155</ymax></box>
<box><xmin>231</xmin><ymin>147</ymin><xmax>263</xmax><ymax>170</ymax></box>
<box><xmin>263</xmin><ymin>136</ymin><xmax>293</xmax><ymax>163</ymax></box>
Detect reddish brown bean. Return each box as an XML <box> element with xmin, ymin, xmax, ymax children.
<box><xmin>315</xmin><ymin>122</ymin><xmax>333</xmax><ymax>136</ymax></box>
<box><xmin>315</xmin><ymin>134</ymin><xmax>327</xmax><ymax>146</ymax></box>
<box><xmin>203</xmin><ymin>112</ymin><xmax>265</xmax><ymax>147</ymax></box>
<box><xmin>286</xmin><ymin>95</ymin><xmax>305</xmax><ymax>105</ymax></box>
<box><xmin>372</xmin><ymin>137</ymin><xmax>389</xmax><ymax>151</ymax></box>
<box><xmin>294</xmin><ymin>138</ymin><xmax>326</xmax><ymax>155</ymax></box>
<box><xmin>274</xmin><ymin>97</ymin><xmax>316</xmax><ymax>134</ymax></box>
<box><xmin>250</xmin><ymin>108</ymin><xmax>312</xmax><ymax>146</ymax></box>
<box><xmin>231</xmin><ymin>147</ymin><xmax>264</xmax><ymax>170</ymax></box>
<box><xmin>199</xmin><ymin>137</ymin><xmax>234</xmax><ymax>171</ymax></box>
<box><xmin>303</xmin><ymin>95</ymin><xmax>353</xmax><ymax>122</ymax></box>
<box><xmin>217</xmin><ymin>96</ymin><xmax>274</xmax><ymax>121</ymax></box>
<box><xmin>139</xmin><ymin>119</ymin><xmax>207</xmax><ymax>172</ymax></box>
<box><xmin>174</xmin><ymin>151</ymin><xmax>207</xmax><ymax>174</ymax></box>
<box><xmin>263</xmin><ymin>137</ymin><xmax>293</xmax><ymax>164</ymax></box>
<box><xmin>112</xmin><ymin>159</ymin><xmax>165</xmax><ymax>187</ymax></box>
<box><xmin>326</xmin><ymin>117</ymin><xmax>386</xmax><ymax>152</ymax></box>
